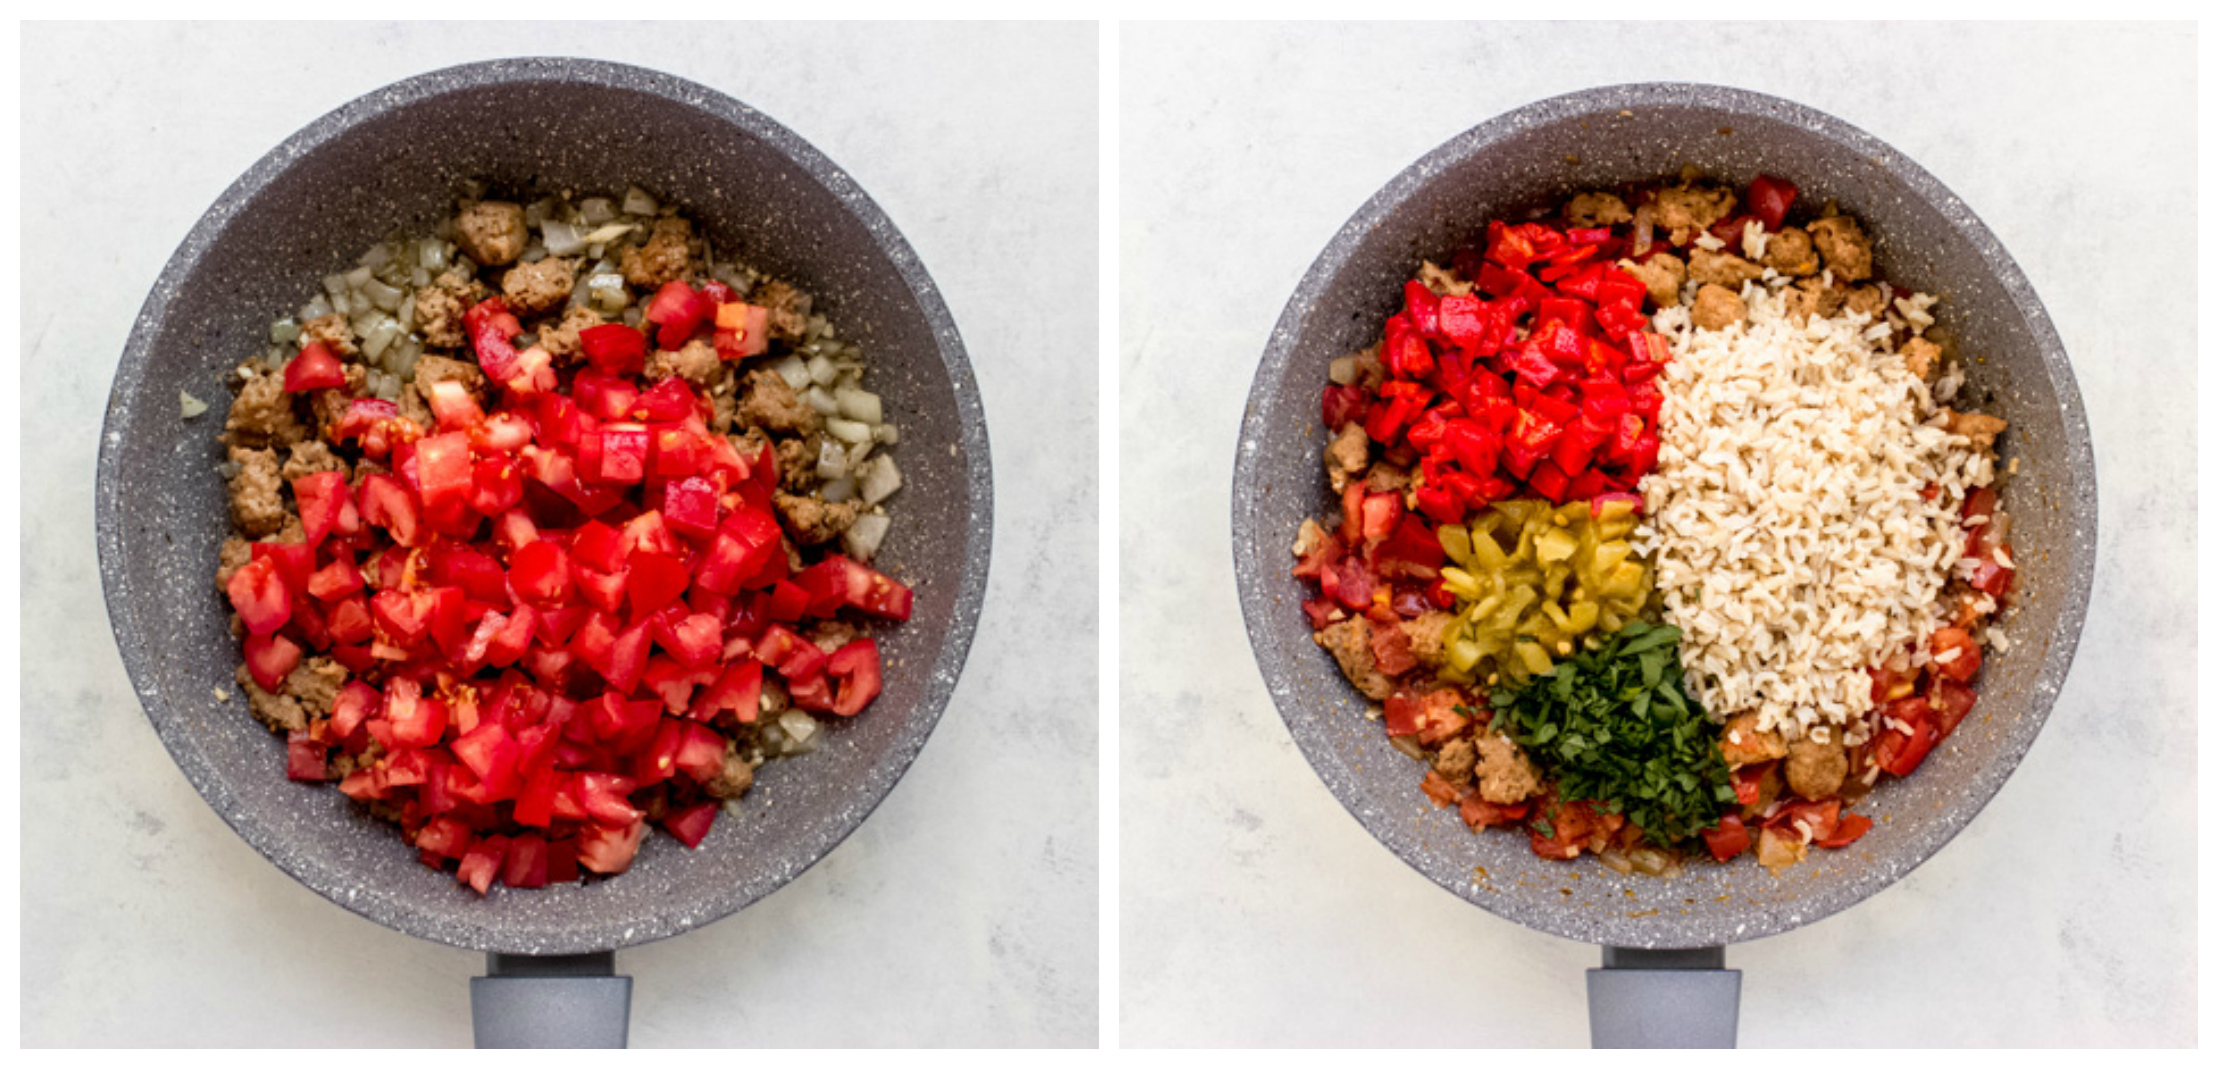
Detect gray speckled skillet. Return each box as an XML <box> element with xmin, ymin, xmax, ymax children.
<box><xmin>96</xmin><ymin>59</ymin><xmax>991</xmax><ymax>1045</ymax></box>
<box><xmin>1233</xmin><ymin>84</ymin><xmax>2094</xmax><ymax>1046</ymax></box>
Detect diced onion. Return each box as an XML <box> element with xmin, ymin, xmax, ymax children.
<box><xmin>419</xmin><ymin>241</ymin><xmax>448</xmax><ymax>272</ymax></box>
<box><xmin>323</xmin><ymin>274</ymin><xmax>349</xmax><ymax>299</ymax></box>
<box><xmin>345</xmin><ymin>265</ymin><xmax>374</xmax><ymax>290</ymax></box>
<box><xmin>302</xmin><ymin>294</ymin><xmax>332</xmax><ymax>320</ymax></box>
<box><xmin>360</xmin><ymin>277</ymin><xmax>404</xmax><ymax>312</ymax></box>
<box><xmin>774</xmin><ymin>355</ymin><xmax>811</xmax><ymax>392</ymax></box>
<box><xmin>269</xmin><ymin>318</ymin><xmax>301</xmax><ymax>345</ymax></box>
<box><xmin>1388</xmin><ymin>735</ymin><xmax>1425</xmax><ymax>760</ymax></box>
<box><xmin>859</xmin><ymin>455</ymin><xmax>902</xmax><ymax>506</ymax></box>
<box><xmin>541</xmin><ymin>220</ymin><xmax>586</xmax><ymax>256</ymax></box>
<box><xmin>180</xmin><ymin>391</ymin><xmax>208</xmax><ymax>419</ymax></box>
<box><xmin>821</xmin><ymin>477</ymin><xmax>856</xmax><ymax>503</ymax></box>
<box><xmin>815</xmin><ymin>438</ymin><xmax>850</xmax><ymax>481</ymax></box>
<box><xmin>779</xmin><ymin>710</ymin><xmax>821</xmax><ymax>754</ymax></box>
<box><xmin>874</xmin><ymin>424</ymin><xmax>899</xmax><ymax>445</ymax></box>
<box><xmin>579</xmin><ymin>197</ymin><xmax>616</xmax><ymax>225</ymax></box>
<box><xmin>580</xmin><ymin>222</ymin><xmax>635</xmax><ymax>246</ymax></box>
<box><xmin>825</xmin><ymin>417</ymin><xmax>872</xmax><ymax>445</ymax></box>
<box><xmin>802</xmin><ymin>386</ymin><xmax>839</xmax><ymax>417</ymax></box>
<box><xmin>843</xmin><ymin>513</ymin><xmax>891</xmax><ymax>561</ymax></box>
<box><xmin>834</xmin><ymin>387</ymin><xmax>883</xmax><ymax>425</ymax></box>
<box><xmin>807</xmin><ymin>354</ymin><xmax>838</xmax><ymax>386</ymax></box>
<box><xmin>361</xmin><ymin>317</ymin><xmax>402</xmax><ymax>361</ymax></box>
<box><xmin>622</xmin><ymin>186</ymin><xmax>658</xmax><ymax>216</ymax></box>
<box><xmin>846</xmin><ymin>440</ymin><xmax>873</xmax><ymax>470</ymax></box>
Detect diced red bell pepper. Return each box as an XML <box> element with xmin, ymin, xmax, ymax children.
<box><xmin>228</xmin><ymin>556</ymin><xmax>292</xmax><ymax>636</ymax></box>
<box><xmin>1929</xmin><ymin>627</ymin><xmax>1983</xmax><ymax>683</ymax></box>
<box><xmin>1525</xmin><ymin>460</ymin><xmax>1572</xmax><ymax>503</ymax></box>
<box><xmin>1874</xmin><ymin>697</ymin><xmax>1939</xmax><ymax>777</ymax></box>
<box><xmin>1815</xmin><ymin>812</ymin><xmax>1873</xmax><ymax>850</ymax></box>
<box><xmin>1702</xmin><ymin>814</ymin><xmax>1753</xmax><ymax>861</ymax></box>
<box><xmin>1747</xmin><ymin>175</ymin><xmax>1799</xmax><ymax>231</ymax></box>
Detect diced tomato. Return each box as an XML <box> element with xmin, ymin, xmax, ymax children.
<box><xmin>626</xmin><ymin>550</ymin><xmax>692</xmax><ymax>618</ymax></box>
<box><xmin>456</xmin><ymin>839</ymin><xmax>505</xmax><ymax>895</ymax></box>
<box><xmin>357</xmin><ymin>472</ymin><xmax>423</xmax><ymax>548</ymax></box>
<box><xmin>576</xmin><ymin>819</ymin><xmax>645</xmax><ymax>875</ymax></box>
<box><xmin>228</xmin><ymin>556</ymin><xmax>292</xmax><ymax>636</ymax></box>
<box><xmin>243</xmin><ymin>632</ymin><xmax>302</xmax><ymax>692</ymax></box>
<box><xmin>821</xmin><ymin>639</ymin><xmax>884</xmax><ymax>717</ymax></box>
<box><xmin>577</xmin><ymin>771</ymin><xmax>643</xmax><ymax>826</ymax></box>
<box><xmin>508</xmin><ymin>540</ymin><xmax>573</xmax><ymax>606</ymax></box>
<box><xmin>382</xmin><ymin>679</ymin><xmax>447</xmax><ymax>749</ymax></box>
<box><xmin>691</xmin><ymin>659</ymin><xmax>764</xmax><ymax>722</ymax></box>
<box><xmin>712</xmin><ymin>302</ymin><xmax>771</xmax><ymax>360</ymax></box>
<box><xmin>250</xmin><ymin>541</ymin><xmax>315</xmax><ymax>593</ymax></box>
<box><xmin>285</xmin><ymin>730</ymin><xmax>328</xmax><ymax>782</ymax></box>
<box><xmin>465</xmin><ymin>298</ymin><xmax>525</xmax><ymax>382</ymax></box>
<box><xmin>645</xmin><ymin>282</ymin><xmax>713</xmax><ymax>349</ymax></box>
<box><xmin>293</xmin><ymin>472</ymin><xmax>355</xmax><ymax>546</ymax></box>
<box><xmin>501</xmin><ymin>834</ymin><xmax>551</xmax><ymax>889</ymax></box>
<box><xmin>662</xmin><ymin>802</ymin><xmax>720</xmax><ymax>849</ymax></box>
<box><xmin>282</xmin><ymin>341</ymin><xmax>349</xmax><ymax>392</ymax></box>
<box><xmin>579</xmin><ymin>323</ymin><xmax>649</xmax><ymax>377</ymax></box>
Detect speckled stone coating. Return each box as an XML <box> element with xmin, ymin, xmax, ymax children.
<box><xmin>1233</xmin><ymin>84</ymin><xmax>2096</xmax><ymax>950</ymax></box>
<box><xmin>96</xmin><ymin>58</ymin><xmax>992</xmax><ymax>955</ymax></box>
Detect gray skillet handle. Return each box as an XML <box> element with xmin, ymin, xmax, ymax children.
<box><xmin>1587</xmin><ymin>946</ymin><xmax>1740</xmax><ymax>1048</ymax></box>
<box><xmin>471</xmin><ymin>951</ymin><xmax>633</xmax><ymax>1048</ymax></box>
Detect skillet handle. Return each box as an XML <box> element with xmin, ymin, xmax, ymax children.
<box><xmin>471</xmin><ymin>951</ymin><xmax>633</xmax><ymax>1048</ymax></box>
<box><xmin>1587</xmin><ymin>946</ymin><xmax>1740</xmax><ymax>1048</ymax></box>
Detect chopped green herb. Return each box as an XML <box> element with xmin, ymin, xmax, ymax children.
<box><xmin>1490</xmin><ymin>621</ymin><xmax>1734</xmax><ymax>846</ymax></box>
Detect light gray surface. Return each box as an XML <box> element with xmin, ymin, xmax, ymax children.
<box><xmin>1121</xmin><ymin>22</ymin><xmax>2195</xmax><ymax>1047</ymax></box>
<box><xmin>24</xmin><ymin>22</ymin><xmax>1097</xmax><ymax>1047</ymax></box>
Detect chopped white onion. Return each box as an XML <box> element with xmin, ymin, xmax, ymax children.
<box><xmin>807</xmin><ymin>354</ymin><xmax>838</xmax><ymax>386</ymax></box>
<box><xmin>269</xmin><ymin>318</ymin><xmax>300</xmax><ymax>345</ymax></box>
<box><xmin>774</xmin><ymin>355</ymin><xmax>811</xmax><ymax>392</ymax></box>
<box><xmin>580</xmin><ymin>222</ymin><xmax>634</xmax><ymax>246</ymax></box>
<box><xmin>834</xmin><ymin>387</ymin><xmax>883</xmax><ymax>425</ymax></box>
<box><xmin>524</xmin><ymin>198</ymin><xmax>555</xmax><ymax>227</ymax></box>
<box><xmin>359</xmin><ymin>277</ymin><xmax>404</xmax><ymax>312</ymax></box>
<box><xmin>302</xmin><ymin>294</ymin><xmax>332</xmax><ymax>320</ymax></box>
<box><xmin>323</xmin><ymin>274</ymin><xmax>349</xmax><ymax>299</ymax></box>
<box><xmin>815</xmin><ymin>438</ymin><xmax>850</xmax><ymax>481</ymax></box>
<box><xmin>358</xmin><ymin>243</ymin><xmax>392</xmax><ymax>271</ymax></box>
<box><xmin>622</xmin><ymin>186</ymin><xmax>658</xmax><ymax>216</ymax></box>
<box><xmin>802</xmin><ymin>386</ymin><xmax>839</xmax><ymax>417</ymax></box>
<box><xmin>579</xmin><ymin>197</ymin><xmax>616</xmax><ymax>225</ymax></box>
<box><xmin>361</xmin><ymin>317</ymin><xmax>401</xmax><ymax>361</ymax></box>
<box><xmin>180</xmin><ymin>391</ymin><xmax>208</xmax><ymax>419</ymax></box>
<box><xmin>345</xmin><ymin>265</ymin><xmax>374</xmax><ymax>290</ymax></box>
<box><xmin>821</xmin><ymin>477</ymin><xmax>856</xmax><ymax>503</ymax></box>
<box><xmin>859</xmin><ymin>455</ymin><xmax>902</xmax><ymax>506</ymax></box>
<box><xmin>778</xmin><ymin>710</ymin><xmax>821</xmax><ymax>754</ymax></box>
<box><xmin>825</xmin><ymin>417</ymin><xmax>872</xmax><ymax>445</ymax></box>
<box><xmin>843</xmin><ymin>513</ymin><xmax>890</xmax><ymax>561</ymax></box>
<box><xmin>419</xmin><ymin>241</ymin><xmax>448</xmax><ymax>271</ymax></box>
<box><xmin>874</xmin><ymin>424</ymin><xmax>899</xmax><ymax>445</ymax></box>
<box><xmin>846</xmin><ymin>440</ymin><xmax>873</xmax><ymax>470</ymax></box>
<box><xmin>541</xmin><ymin>220</ymin><xmax>586</xmax><ymax>256</ymax></box>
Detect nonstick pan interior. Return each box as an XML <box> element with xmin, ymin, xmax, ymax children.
<box><xmin>1234</xmin><ymin>84</ymin><xmax>2095</xmax><ymax>949</ymax></box>
<box><xmin>97</xmin><ymin>59</ymin><xmax>992</xmax><ymax>955</ymax></box>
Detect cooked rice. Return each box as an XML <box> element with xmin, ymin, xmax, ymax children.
<box><xmin>1638</xmin><ymin>279</ymin><xmax>1995</xmax><ymax>743</ymax></box>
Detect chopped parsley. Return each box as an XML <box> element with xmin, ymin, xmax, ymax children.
<box><xmin>1487</xmin><ymin>621</ymin><xmax>1735</xmax><ymax>846</ymax></box>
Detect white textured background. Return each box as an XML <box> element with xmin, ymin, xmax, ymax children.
<box><xmin>1119</xmin><ymin>21</ymin><xmax>2196</xmax><ymax>1047</ymax></box>
<box><xmin>20</xmin><ymin>22</ymin><xmax>1098</xmax><ymax>1047</ymax></box>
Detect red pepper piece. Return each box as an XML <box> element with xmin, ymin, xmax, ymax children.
<box><xmin>282</xmin><ymin>342</ymin><xmax>349</xmax><ymax>392</ymax></box>
<box><xmin>1748</xmin><ymin>175</ymin><xmax>1798</xmax><ymax>230</ymax></box>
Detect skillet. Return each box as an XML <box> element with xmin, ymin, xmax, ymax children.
<box><xmin>96</xmin><ymin>58</ymin><xmax>992</xmax><ymax>1047</ymax></box>
<box><xmin>1232</xmin><ymin>83</ymin><xmax>2095</xmax><ymax>1047</ymax></box>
